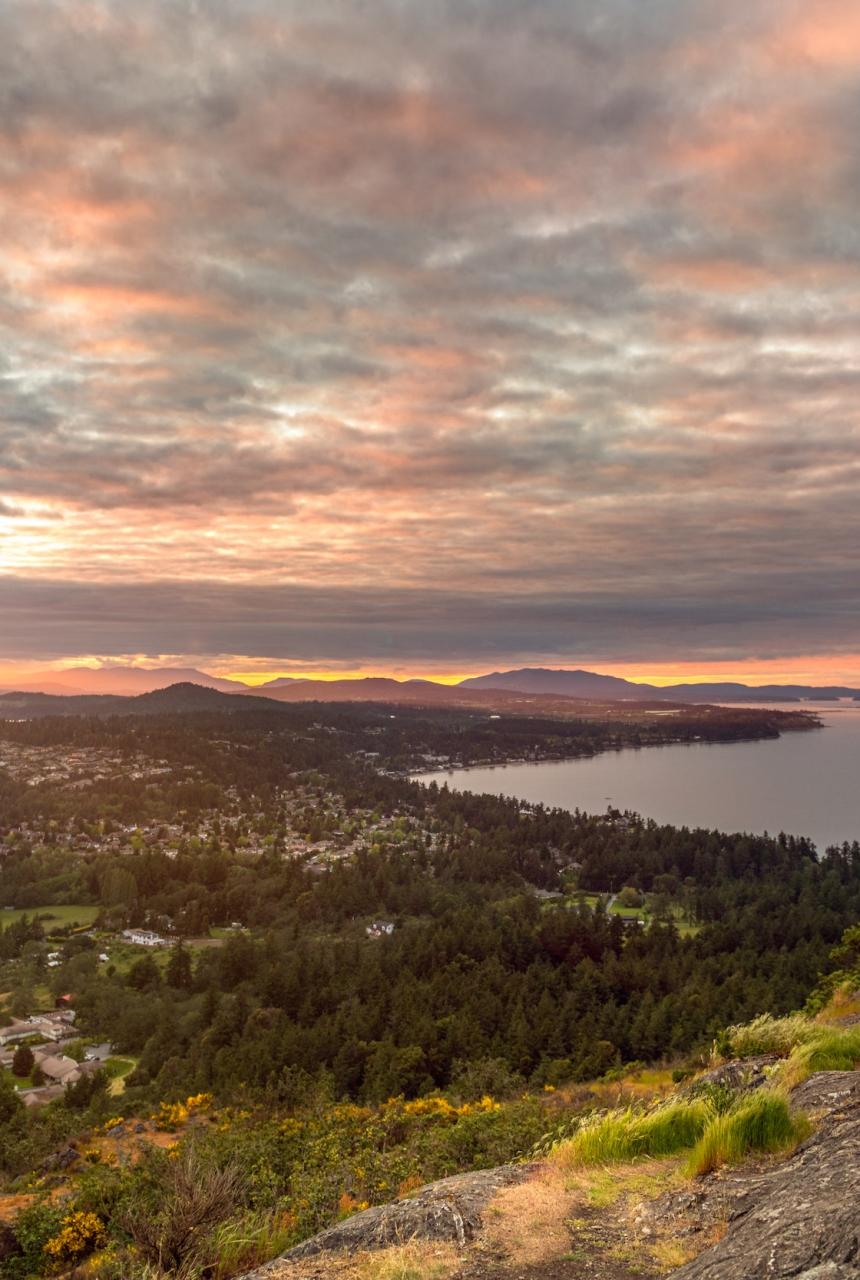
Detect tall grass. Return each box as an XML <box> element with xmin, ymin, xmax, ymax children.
<box><xmin>553</xmin><ymin>1098</ymin><xmax>713</xmax><ymax>1167</ymax></box>
<box><xmin>686</xmin><ymin>1092</ymin><xmax>810</xmax><ymax>1178</ymax></box>
<box><xmin>722</xmin><ymin>1011</ymin><xmax>860</xmax><ymax>1084</ymax></box>
<box><xmin>723</xmin><ymin>1013</ymin><xmax>815</xmax><ymax>1058</ymax></box>
<box><xmin>780</xmin><ymin>1025</ymin><xmax>860</xmax><ymax>1089</ymax></box>
<box><xmin>211</xmin><ymin>1211</ymin><xmax>296</xmax><ymax>1279</ymax></box>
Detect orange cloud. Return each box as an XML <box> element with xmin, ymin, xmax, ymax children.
<box><xmin>770</xmin><ymin>0</ymin><xmax>860</xmax><ymax>68</ymax></box>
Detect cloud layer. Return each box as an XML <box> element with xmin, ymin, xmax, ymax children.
<box><xmin>1</xmin><ymin>0</ymin><xmax>859</xmax><ymax>670</ymax></box>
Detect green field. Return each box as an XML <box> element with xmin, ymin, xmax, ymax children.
<box><xmin>565</xmin><ymin>893</ymin><xmax>699</xmax><ymax>935</ymax></box>
<box><xmin>0</xmin><ymin>904</ymin><xmax>100</xmax><ymax>930</ymax></box>
<box><xmin>105</xmin><ymin>1057</ymin><xmax>137</xmax><ymax>1096</ymax></box>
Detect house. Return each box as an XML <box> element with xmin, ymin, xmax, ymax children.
<box><xmin>35</xmin><ymin>1054</ymin><xmax>82</xmax><ymax>1085</ymax></box>
<box><xmin>0</xmin><ymin>1011</ymin><xmax>75</xmax><ymax>1047</ymax></box>
<box><xmin>0</xmin><ymin>1020</ymin><xmax>35</xmax><ymax>1047</ymax></box>
<box><xmin>21</xmin><ymin>1086</ymin><xmax>65</xmax><ymax>1109</ymax></box>
<box><xmin>365</xmin><ymin>920</ymin><xmax>395</xmax><ymax>938</ymax></box>
<box><xmin>121</xmin><ymin>929</ymin><xmax>164</xmax><ymax>947</ymax></box>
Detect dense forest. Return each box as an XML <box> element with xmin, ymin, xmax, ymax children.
<box><xmin>0</xmin><ymin>707</ymin><xmax>856</xmax><ymax>1119</ymax></box>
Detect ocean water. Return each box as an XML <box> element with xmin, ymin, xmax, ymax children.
<box><xmin>415</xmin><ymin>704</ymin><xmax>860</xmax><ymax>851</ymax></box>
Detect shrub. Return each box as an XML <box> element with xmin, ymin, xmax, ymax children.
<box><xmin>686</xmin><ymin>1091</ymin><xmax>809</xmax><ymax>1177</ymax></box>
<box><xmin>117</xmin><ymin>1145</ymin><xmax>242</xmax><ymax>1275</ymax></box>
<box><xmin>4</xmin><ymin>1201</ymin><xmax>65</xmax><ymax>1280</ymax></box>
<box><xmin>43</xmin><ymin>1210</ymin><xmax>106</xmax><ymax>1265</ymax></box>
<box><xmin>553</xmin><ymin>1098</ymin><xmax>713</xmax><ymax>1167</ymax></box>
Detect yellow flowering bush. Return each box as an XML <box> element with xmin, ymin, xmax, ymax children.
<box><xmin>155</xmin><ymin>1101</ymin><xmax>188</xmax><ymax>1130</ymax></box>
<box><xmin>43</xmin><ymin>1211</ymin><xmax>106</xmax><ymax>1265</ymax></box>
<box><xmin>154</xmin><ymin>1093</ymin><xmax>213</xmax><ymax>1130</ymax></box>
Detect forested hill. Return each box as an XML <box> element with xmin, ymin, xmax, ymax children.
<box><xmin>0</xmin><ymin>682</ymin><xmax>818</xmax><ymax>744</ymax></box>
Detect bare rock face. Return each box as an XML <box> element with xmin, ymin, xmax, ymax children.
<box><xmin>669</xmin><ymin>1073</ymin><xmax>860</xmax><ymax>1279</ymax></box>
<box><xmin>790</xmin><ymin>1069</ymin><xmax>860</xmax><ymax>1114</ymax></box>
<box><xmin>242</xmin><ymin>1164</ymin><xmax>534</xmax><ymax>1276</ymax></box>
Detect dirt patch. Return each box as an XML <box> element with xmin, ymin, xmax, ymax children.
<box><xmin>478</xmin><ymin>1165</ymin><xmax>574</xmax><ymax>1269</ymax></box>
<box><xmin>0</xmin><ymin>1194</ymin><xmax>38</xmax><ymax>1225</ymax></box>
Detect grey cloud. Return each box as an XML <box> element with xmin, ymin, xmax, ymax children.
<box><xmin>0</xmin><ymin>0</ymin><xmax>858</xmax><ymax>667</ymax></box>
<box><xmin>1</xmin><ymin>573</ymin><xmax>858</xmax><ymax>666</ymax></box>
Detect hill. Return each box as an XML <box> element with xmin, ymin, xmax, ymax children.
<box><xmin>460</xmin><ymin>666</ymin><xmax>860</xmax><ymax>703</ymax></box>
<box><xmin>0</xmin><ymin>683</ymin><xmax>818</xmax><ymax>749</ymax></box>
<box><xmin>0</xmin><ymin>667</ymin><xmax>247</xmax><ymax>697</ymax></box>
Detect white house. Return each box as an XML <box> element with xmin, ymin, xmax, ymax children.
<box><xmin>121</xmin><ymin>929</ymin><xmax>164</xmax><ymax>947</ymax></box>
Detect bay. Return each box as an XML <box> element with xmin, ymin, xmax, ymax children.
<box><xmin>414</xmin><ymin>703</ymin><xmax>860</xmax><ymax>851</ymax></box>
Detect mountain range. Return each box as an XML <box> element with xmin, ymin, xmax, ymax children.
<box><xmin>458</xmin><ymin>668</ymin><xmax>860</xmax><ymax>702</ymax></box>
<box><xmin>1</xmin><ymin>665</ymin><xmax>857</xmax><ymax>703</ymax></box>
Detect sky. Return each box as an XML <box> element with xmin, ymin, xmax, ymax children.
<box><xmin>1</xmin><ymin>0</ymin><xmax>859</xmax><ymax>687</ymax></box>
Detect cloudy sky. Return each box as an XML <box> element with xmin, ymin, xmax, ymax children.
<box><xmin>1</xmin><ymin>0</ymin><xmax>859</xmax><ymax>684</ymax></box>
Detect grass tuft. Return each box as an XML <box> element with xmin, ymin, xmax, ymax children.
<box><xmin>779</xmin><ymin>1025</ymin><xmax>860</xmax><ymax>1089</ymax></box>
<box><xmin>723</xmin><ymin>1013</ymin><xmax>813</xmax><ymax>1058</ymax></box>
<box><xmin>685</xmin><ymin>1091</ymin><xmax>809</xmax><ymax>1178</ymax></box>
<box><xmin>553</xmin><ymin>1098</ymin><xmax>713</xmax><ymax>1167</ymax></box>
<box><xmin>355</xmin><ymin>1241</ymin><xmax>459</xmax><ymax>1280</ymax></box>
<box><xmin>210</xmin><ymin>1211</ymin><xmax>296</xmax><ymax>1279</ymax></box>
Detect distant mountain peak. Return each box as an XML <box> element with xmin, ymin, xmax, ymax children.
<box><xmin>4</xmin><ymin>666</ymin><xmax>246</xmax><ymax>697</ymax></box>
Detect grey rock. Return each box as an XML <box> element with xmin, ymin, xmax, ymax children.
<box><xmin>670</xmin><ymin>1073</ymin><xmax>860</xmax><ymax>1279</ymax></box>
<box><xmin>796</xmin><ymin>1267</ymin><xmax>859</xmax><ymax>1279</ymax></box>
<box><xmin>790</xmin><ymin>1070</ymin><xmax>860</xmax><ymax>1115</ymax></box>
<box><xmin>682</xmin><ymin>1055</ymin><xmax>780</xmax><ymax>1098</ymax></box>
<box><xmin>42</xmin><ymin>1143</ymin><xmax>80</xmax><ymax>1172</ymax></box>
<box><xmin>242</xmin><ymin>1164</ymin><xmax>534</xmax><ymax>1275</ymax></box>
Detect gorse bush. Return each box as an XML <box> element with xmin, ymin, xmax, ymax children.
<box><xmin>552</xmin><ymin>1098</ymin><xmax>713</xmax><ymax>1167</ymax></box>
<box><xmin>0</xmin><ymin>1090</ymin><xmax>560</xmax><ymax>1280</ymax></box>
<box><xmin>686</xmin><ymin>1091</ymin><xmax>809</xmax><ymax>1177</ymax></box>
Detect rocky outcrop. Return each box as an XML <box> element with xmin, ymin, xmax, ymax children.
<box><xmin>242</xmin><ymin>1164</ymin><xmax>534</xmax><ymax>1276</ymax></box>
<box><xmin>682</xmin><ymin>1054</ymin><xmax>780</xmax><ymax>1097</ymax></box>
<box><xmin>242</xmin><ymin>1071</ymin><xmax>860</xmax><ymax>1280</ymax></box>
<box><xmin>668</xmin><ymin>1072</ymin><xmax>860</xmax><ymax>1279</ymax></box>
